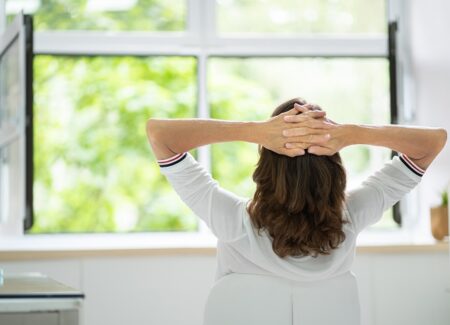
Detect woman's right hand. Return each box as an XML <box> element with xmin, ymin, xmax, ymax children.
<box><xmin>306</xmin><ymin>125</ymin><xmax>349</xmax><ymax>156</ymax></box>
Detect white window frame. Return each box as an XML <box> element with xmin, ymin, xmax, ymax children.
<box><xmin>0</xmin><ymin>0</ymin><xmax>417</xmax><ymax>239</ymax></box>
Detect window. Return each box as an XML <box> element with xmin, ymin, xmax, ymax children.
<box><xmin>3</xmin><ymin>0</ymin><xmax>399</xmax><ymax>234</ymax></box>
<box><xmin>6</xmin><ymin>0</ymin><xmax>186</xmax><ymax>31</ymax></box>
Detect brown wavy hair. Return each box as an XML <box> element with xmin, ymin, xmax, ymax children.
<box><xmin>246</xmin><ymin>97</ymin><xmax>349</xmax><ymax>258</ymax></box>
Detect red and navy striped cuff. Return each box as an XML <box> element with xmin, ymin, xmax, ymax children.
<box><xmin>399</xmin><ymin>153</ymin><xmax>425</xmax><ymax>177</ymax></box>
<box><xmin>157</xmin><ymin>152</ymin><xmax>187</xmax><ymax>168</ymax></box>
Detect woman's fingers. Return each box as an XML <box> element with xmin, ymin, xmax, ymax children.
<box><xmin>282</xmin><ymin>106</ymin><xmax>303</xmax><ymax>117</ymax></box>
<box><xmin>308</xmin><ymin>145</ymin><xmax>335</xmax><ymax>156</ymax></box>
<box><xmin>293</xmin><ymin>103</ymin><xmax>310</xmax><ymax>113</ymax></box>
<box><xmin>276</xmin><ymin>147</ymin><xmax>305</xmax><ymax>157</ymax></box>
<box><xmin>283</xmin><ymin>118</ymin><xmax>333</xmax><ymax>131</ymax></box>
<box><xmin>285</xmin><ymin>133</ymin><xmax>330</xmax><ymax>147</ymax></box>
<box><xmin>286</xmin><ymin>133</ymin><xmax>330</xmax><ymax>144</ymax></box>
<box><xmin>294</xmin><ymin>103</ymin><xmax>320</xmax><ymax>112</ymax></box>
<box><xmin>281</xmin><ymin>144</ymin><xmax>335</xmax><ymax>156</ymax></box>
<box><xmin>283</xmin><ymin>128</ymin><xmax>311</xmax><ymax>137</ymax></box>
<box><xmin>283</xmin><ymin>125</ymin><xmax>331</xmax><ymax>137</ymax></box>
<box><xmin>285</xmin><ymin>142</ymin><xmax>309</xmax><ymax>149</ymax></box>
<box><xmin>297</xmin><ymin>119</ymin><xmax>334</xmax><ymax>129</ymax></box>
<box><xmin>284</xmin><ymin>110</ymin><xmax>325</xmax><ymax>122</ymax></box>
<box><xmin>279</xmin><ymin>143</ymin><xmax>336</xmax><ymax>156</ymax></box>
<box><xmin>281</xmin><ymin>103</ymin><xmax>315</xmax><ymax>117</ymax></box>
<box><xmin>277</xmin><ymin>143</ymin><xmax>336</xmax><ymax>156</ymax></box>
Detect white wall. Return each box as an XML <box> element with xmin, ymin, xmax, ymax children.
<box><xmin>409</xmin><ymin>0</ymin><xmax>450</xmax><ymax>240</ymax></box>
<box><xmin>1</xmin><ymin>251</ymin><xmax>449</xmax><ymax>325</ymax></box>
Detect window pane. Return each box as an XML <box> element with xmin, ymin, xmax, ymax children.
<box><xmin>0</xmin><ymin>38</ymin><xmax>20</xmax><ymax>124</ymax></box>
<box><xmin>208</xmin><ymin>57</ymin><xmax>396</xmax><ymax>229</ymax></box>
<box><xmin>217</xmin><ymin>0</ymin><xmax>386</xmax><ymax>35</ymax></box>
<box><xmin>31</xmin><ymin>55</ymin><xmax>197</xmax><ymax>233</ymax></box>
<box><xmin>6</xmin><ymin>0</ymin><xmax>186</xmax><ymax>31</ymax></box>
<box><xmin>1</xmin><ymin>140</ymin><xmax>23</xmax><ymax>223</ymax></box>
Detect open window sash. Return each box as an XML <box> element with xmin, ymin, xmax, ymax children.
<box><xmin>0</xmin><ymin>12</ymin><xmax>32</xmax><ymax>235</ymax></box>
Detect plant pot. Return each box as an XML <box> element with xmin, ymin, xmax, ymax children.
<box><xmin>430</xmin><ymin>205</ymin><xmax>449</xmax><ymax>241</ymax></box>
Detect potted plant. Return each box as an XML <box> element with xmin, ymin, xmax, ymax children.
<box><xmin>430</xmin><ymin>190</ymin><xmax>449</xmax><ymax>241</ymax></box>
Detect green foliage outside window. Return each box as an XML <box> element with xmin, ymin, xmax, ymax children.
<box><xmin>6</xmin><ymin>0</ymin><xmax>186</xmax><ymax>31</ymax></box>
<box><xmin>217</xmin><ymin>0</ymin><xmax>386</xmax><ymax>34</ymax></box>
<box><xmin>31</xmin><ymin>56</ymin><xmax>198</xmax><ymax>233</ymax></box>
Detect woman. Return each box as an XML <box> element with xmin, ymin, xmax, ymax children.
<box><xmin>146</xmin><ymin>98</ymin><xmax>446</xmax><ymax>325</ymax></box>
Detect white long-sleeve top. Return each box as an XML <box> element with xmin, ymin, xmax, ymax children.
<box><xmin>157</xmin><ymin>152</ymin><xmax>424</xmax><ymax>283</ymax></box>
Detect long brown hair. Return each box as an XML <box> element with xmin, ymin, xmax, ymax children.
<box><xmin>246</xmin><ymin>98</ymin><xmax>348</xmax><ymax>258</ymax></box>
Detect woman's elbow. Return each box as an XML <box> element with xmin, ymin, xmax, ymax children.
<box><xmin>427</xmin><ymin>128</ymin><xmax>448</xmax><ymax>161</ymax></box>
<box><xmin>417</xmin><ymin>128</ymin><xmax>447</xmax><ymax>169</ymax></box>
<box><xmin>436</xmin><ymin>128</ymin><xmax>448</xmax><ymax>153</ymax></box>
<box><xmin>146</xmin><ymin>118</ymin><xmax>162</xmax><ymax>142</ymax></box>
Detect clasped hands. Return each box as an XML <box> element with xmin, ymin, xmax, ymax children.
<box><xmin>260</xmin><ymin>103</ymin><xmax>344</xmax><ymax>157</ymax></box>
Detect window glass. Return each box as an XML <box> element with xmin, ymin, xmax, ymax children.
<box><xmin>0</xmin><ymin>148</ymin><xmax>10</xmax><ymax>223</ymax></box>
<box><xmin>6</xmin><ymin>0</ymin><xmax>186</xmax><ymax>31</ymax></box>
<box><xmin>217</xmin><ymin>0</ymin><xmax>386</xmax><ymax>35</ymax></box>
<box><xmin>31</xmin><ymin>55</ymin><xmax>197</xmax><ymax>233</ymax></box>
<box><xmin>208</xmin><ymin>57</ymin><xmax>396</xmax><ymax>229</ymax></box>
<box><xmin>0</xmin><ymin>38</ymin><xmax>20</xmax><ymax>124</ymax></box>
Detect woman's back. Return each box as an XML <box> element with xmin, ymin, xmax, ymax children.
<box><xmin>158</xmin><ymin>151</ymin><xmax>422</xmax><ymax>283</ymax></box>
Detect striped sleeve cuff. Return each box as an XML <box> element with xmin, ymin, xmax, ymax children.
<box><xmin>157</xmin><ymin>152</ymin><xmax>188</xmax><ymax>168</ymax></box>
<box><xmin>399</xmin><ymin>153</ymin><xmax>425</xmax><ymax>177</ymax></box>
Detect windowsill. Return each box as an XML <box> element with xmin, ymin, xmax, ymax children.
<box><xmin>0</xmin><ymin>230</ymin><xmax>447</xmax><ymax>261</ymax></box>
